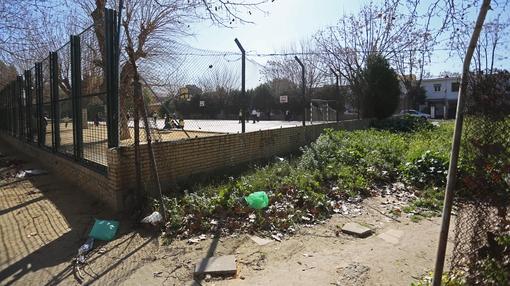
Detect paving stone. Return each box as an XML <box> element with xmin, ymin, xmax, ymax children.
<box><xmin>194</xmin><ymin>255</ymin><xmax>237</xmax><ymax>276</ymax></box>
<box><xmin>378</xmin><ymin>229</ymin><xmax>404</xmax><ymax>244</ymax></box>
<box><xmin>341</xmin><ymin>222</ymin><xmax>372</xmax><ymax>238</ymax></box>
<box><xmin>249</xmin><ymin>235</ymin><xmax>273</xmax><ymax>246</ymax></box>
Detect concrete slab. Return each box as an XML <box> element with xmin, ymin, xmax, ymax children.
<box><xmin>249</xmin><ymin>235</ymin><xmax>273</xmax><ymax>246</ymax></box>
<box><xmin>194</xmin><ymin>255</ymin><xmax>237</xmax><ymax>276</ymax></box>
<box><xmin>341</xmin><ymin>222</ymin><xmax>372</xmax><ymax>238</ymax></box>
<box><xmin>378</xmin><ymin>229</ymin><xmax>404</xmax><ymax>244</ymax></box>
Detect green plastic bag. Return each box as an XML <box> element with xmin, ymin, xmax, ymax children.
<box><xmin>89</xmin><ymin>219</ymin><xmax>119</xmax><ymax>241</ymax></box>
<box><xmin>245</xmin><ymin>191</ymin><xmax>269</xmax><ymax>209</ymax></box>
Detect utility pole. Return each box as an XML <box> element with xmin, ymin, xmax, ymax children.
<box><xmin>294</xmin><ymin>56</ymin><xmax>305</xmax><ymax>126</ymax></box>
<box><xmin>330</xmin><ymin>68</ymin><xmax>340</xmax><ymax>122</ymax></box>
<box><xmin>235</xmin><ymin>38</ymin><xmax>246</xmax><ymax>133</ymax></box>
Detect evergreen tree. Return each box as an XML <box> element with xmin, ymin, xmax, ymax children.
<box><xmin>360</xmin><ymin>54</ymin><xmax>401</xmax><ymax>119</ymax></box>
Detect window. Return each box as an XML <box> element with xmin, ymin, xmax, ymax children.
<box><xmin>451</xmin><ymin>82</ymin><xmax>460</xmax><ymax>92</ymax></box>
<box><xmin>433</xmin><ymin>84</ymin><xmax>442</xmax><ymax>92</ymax></box>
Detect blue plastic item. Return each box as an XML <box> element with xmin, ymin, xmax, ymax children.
<box><xmin>89</xmin><ymin>219</ymin><xmax>119</xmax><ymax>241</ymax></box>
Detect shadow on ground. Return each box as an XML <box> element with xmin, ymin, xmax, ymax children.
<box><xmin>0</xmin><ymin>141</ymin><xmax>158</xmax><ymax>285</ymax></box>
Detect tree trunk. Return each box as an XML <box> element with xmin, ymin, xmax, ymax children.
<box><xmin>119</xmin><ymin>62</ymin><xmax>134</xmax><ymax>140</ymax></box>
<box><xmin>91</xmin><ymin>0</ymin><xmax>132</xmax><ymax>140</ymax></box>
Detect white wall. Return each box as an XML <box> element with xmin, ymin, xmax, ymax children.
<box><xmin>422</xmin><ymin>77</ymin><xmax>460</xmax><ymax>100</ymax></box>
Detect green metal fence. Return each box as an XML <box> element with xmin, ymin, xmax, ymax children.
<box><xmin>0</xmin><ymin>9</ymin><xmax>119</xmax><ymax>174</ymax></box>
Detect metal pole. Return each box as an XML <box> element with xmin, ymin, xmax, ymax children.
<box><xmin>330</xmin><ymin>68</ymin><xmax>340</xmax><ymax>122</ymax></box>
<box><xmin>24</xmin><ymin>70</ymin><xmax>33</xmax><ymax>142</ymax></box>
<box><xmin>35</xmin><ymin>62</ymin><xmax>44</xmax><ymax>146</ymax></box>
<box><xmin>133</xmin><ymin>80</ymin><xmax>142</xmax><ymax>206</ymax></box>
<box><xmin>234</xmin><ymin>38</ymin><xmax>246</xmax><ymax>133</ymax></box>
<box><xmin>432</xmin><ymin>1</ymin><xmax>491</xmax><ymax>285</ymax></box>
<box><xmin>136</xmin><ymin>73</ymin><xmax>167</xmax><ymax>222</ymax></box>
<box><xmin>71</xmin><ymin>35</ymin><xmax>83</xmax><ymax>160</ymax></box>
<box><xmin>309</xmin><ymin>102</ymin><xmax>313</xmax><ymax>124</ymax></box>
<box><xmin>294</xmin><ymin>56</ymin><xmax>305</xmax><ymax>126</ymax></box>
<box><xmin>105</xmin><ymin>8</ymin><xmax>119</xmax><ymax>148</ymax></box>
<box><xmin>16</xmin><ymin>76</ymin><xmax>24</xmax><ymax>139</ymax></box>
<box><xmin>49</xmin><ymin>52</ymin><xmax>60</xmax><ymax>152</ymax></box>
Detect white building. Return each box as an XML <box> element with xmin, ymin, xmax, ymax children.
<box><xmin>419</xmin><ymin>76</ymin><xmax>460</xmax><ymax>119</ymax></box>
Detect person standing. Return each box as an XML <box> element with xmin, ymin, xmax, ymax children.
<box><xmin>94</xmin><ymin>113</ymin><xmax>100</xmax><ymax>127</ymax></box>
<box><xmin>251</xmin><ymin>109</ymin><xmax>257</xmax><ymax>123</ymax></box>
<box><xmin>41</xmin><ymin>114</ymin><xmax>48</xmax><ymax>145</ymax></box>
<box><xmin>152</xmin><ymin>113</ymin><xmax>158</xmax><ymax>128</ymax></box>
<box><xmin>238</xmin><ymin>109</ymin><xmax>243</xmax><ymax>123</ymax></box>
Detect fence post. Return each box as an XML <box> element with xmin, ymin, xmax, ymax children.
<box><xmin>71</xmin><ymin>35</ymin><xmax>84</xmax><ymax>160</ymax></box>
<box><xmin>105</xmin><ymin>8</ymin><xmax>119</xmax><ymax>148</ymax></box>
<box><xmin>35</xmin><ymin>62</ymin><xmax>44</xmax><ymax>146</ymax></box>
<box><xmin>234</xmin><ymin>38</ymin><xmax>246</xmax><ymax>133</ymax></box>
<box><xmin>294</xmin><ymin>56</ymin><xmax>306</xmax><ymax>126</ymax></box>
<box><xmin>13</xmin><ymin>82</ymin><xmax>17</xmax><ymax>137</ymax></box>
<box><xmin>8</xmin><ymin>83</ymin><xmax>12</xmax><ymax>136</ymax></box>
<box><xmin>24</xmin><ymin>70</ymin><xmax>33</xmax><ymax>142</ymax></box>
<box><xmin>49</xmin><ymin>52</ymin><xmax>60</xmax><ymax>152</ymax></box>
<box><xmin>16</xmin><ymin>75</ymin><xmax>25</xmax><ymax>139</ymax></box>
<box><xmin>10</xmin><ymin>82</ymin><xmax>14</xmax><ymax>136</ymax></box>
<box><xmin>330</xmin><ymin>68</ymin><xmax>340</xmax><ymax>122</ymax></box>
<box><xmin>0</xmin><ymin>88</ymin><xmax>4</xmax><ymax>132</ymax></box>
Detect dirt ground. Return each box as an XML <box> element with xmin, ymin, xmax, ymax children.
<box><xmin>0</xmin><ymin>141</ymin><xmax>159</xmax><ymax>286</ymax></box>
<box><xmin>121</xmin><ymin>197</ymin><xmax>454</xmax><ymax>286</ymax></box>
<box><xmin>0</xmin><ymin>141</ymin><xmax>453</xmax><ymax>286</ymax></box>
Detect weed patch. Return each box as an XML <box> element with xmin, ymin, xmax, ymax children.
<box><xmin>155</xmin><ymin>122</ymin><xmax>454</xmax><ymax>238</ymax></box>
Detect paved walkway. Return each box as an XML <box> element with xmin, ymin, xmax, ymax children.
<box><xmin>0</xmin><ymin>141</ymin><xmax>157</xmax><ymax>285</ymax></box>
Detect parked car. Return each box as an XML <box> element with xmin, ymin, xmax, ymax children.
<box><xmin>400</xmin><ymin>109</ymin><xmax>431</xmax><ymax>119</ymax></box>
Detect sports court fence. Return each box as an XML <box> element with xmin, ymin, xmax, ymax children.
<box><xmin>0</xmin><ymin>9</ymin><xmax>119</xmax><ymax>173</ymax></box>
<box><xmin>0</xmin><ymin>9</ymin><xmax>349</xmax><ymax>176</ymax></box>
<box><xmin>118</xmin><ymin>41</ymin><xmax>348</xmax><ymax>144</ymax></box>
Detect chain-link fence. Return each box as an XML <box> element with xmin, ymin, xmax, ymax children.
<box><xmin>118</xmin><ymin>45</ymin><xmax>349</xmax><ymax>145</ymax></box>
<box><xmin>41</xmin><ymin>57</ymin><xmax>53</xmax><ymax>150</ymax></box>
<box><xmin>54</xmin><ymin>41</ymin><xmax>74</xmax><ymax>158</ymax></box>
<box><xmin>80</xmin><ymin>25</ymin><xmax>109</xmax><ymax>166</ymax></box>
<box><xmin>124</xmin><ymin>42</ymin><xmax>244</xmax><ymax>144</ymax></box>
<box><xmin>449</xmin><ymin>71</ymin><xmax>510</xmax><ymax>285</ymax></box>
<box><xmin>0</xmin><ymin>9</ymin><xmax>119</xmax><ymax>173</ymax></box>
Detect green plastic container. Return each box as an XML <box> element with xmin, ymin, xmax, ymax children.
<box><xmin>89</xmin><ymin>219</ymin><xmax>119</xmax><ymax>241</ymax></box>
<box><xmin>244</xmin><ymin>191</ymin><xmax>269</xmax><ymax>209</ymax></box>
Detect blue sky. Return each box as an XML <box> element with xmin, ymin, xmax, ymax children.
<box><xmin>183</xmin><ymin>0</ymin><xmax>509</xmax><ymax>87</ymax></box>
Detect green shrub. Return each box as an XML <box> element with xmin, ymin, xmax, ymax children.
<box><xmin>401</xmin><ymin>150</ymin><xmax>448</xmax><ymax>188</ymax></box>
<box><xmin>411</xmin><ymin>271</ymin><xmax>465</xmax><ymax>286</ymax></box>
<box><xmin>155</xmin><ymin>122</ymin><xmax>454</xmax><ymax>237</ymax></box>
<box><xmin>300</xmin><ymin>129</ymin><xmax>407</xmax><ymax>187</ymax></box>
<box><xmin>372</xmin><ymin>115</ymin><xmax>434</xmax><ymax>133</ymax></box>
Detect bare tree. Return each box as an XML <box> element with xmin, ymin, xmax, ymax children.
<box><xmin>262</xmin><ymin>40</ymin><xmax>327</xmax><ymax>96</ymax></box>
<box><xmin>391</xmin><ymin>0</ymin><xmax>447</xmax><ymax>110</ymax></box>
<box><xmin>314</xmin><ymin>0</ymin><xmax>423</xmax><ymax>115</ymax></box>
<box><xmin>0</xmin><ymin>61</ymin><xmax>17</xmax><ymax>89</ymax></box>
<box><xmin>444</xmin><ymin>0</ymin><xmax>509</xmax><ymax>74</ymax></box>
<box><xmin>198</xmin><ymin>66</ymin><xmax>240</xmax><ymax>93</ymax></box>
<box><xmin>83</xmin><ymin>0</ymin><xmax>270</xmax><ymax>140</ymax></box>
<box><xmin>0</xmin><ymin>1</ymin><xmax>85</xmax><ymax>70</ymax></box>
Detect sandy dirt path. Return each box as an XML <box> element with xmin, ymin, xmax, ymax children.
<box><xmin>122</xmin><ymin>198</ymin><xmax>453</xmax><ymax>286</ymax></box>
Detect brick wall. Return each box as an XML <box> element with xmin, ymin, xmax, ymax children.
<box><xmin>113</xmin><ymin>119</ymin><xmax>370</xmax><ymax>193</ymax></box>
<box><xmin>0</xmin><ymin>135</ymin><xmax>123</xmax><ymax>211</ymax></box>
<box><xmin>2</xmin><ymin>119</ymin><xmax>370</xmax><ymax>211</ymax></box>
